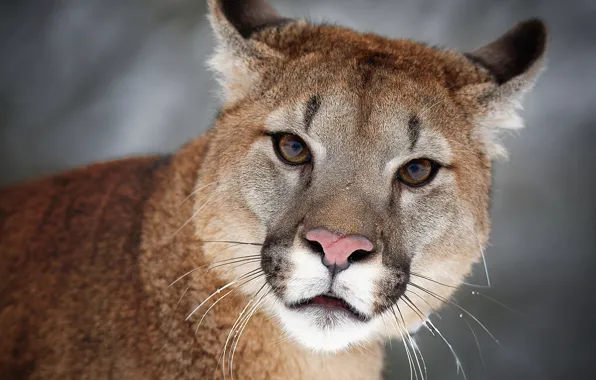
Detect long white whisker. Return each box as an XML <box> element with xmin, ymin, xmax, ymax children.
<box><xmin>471</xmin><ymin>290</ymin><xmax>527</xmax><ymax>317</ymax></box>
<box><xmin>218</xmin><ymin>283</ymin><xmax>268</xmax><ymax>379</ymax></box>
<box><xmin>380</xmin><ymin>314</ymin><xmax>393</xmax><ymax>350</ymax></box>
<box><xmin>271</xmin><ymin>334</ymin><xmax>294</xmax><ymax>348</ymax></box>
<box><xmin>406</xmin><ymin>289</ymin><xmax>441</xmax><ymax>322</ymax></box>
<box><xmin>409</xmin><ymin>275</ymin><xmax>515</xmax><ymax>317</ymax></box>
<box><xmin>185</xmin><ymin>268</ymin><xmax>260</xmax><ymax>321</ymax></box>
<box><xmin>410</xmin><ymin>271</ymin><xmax>489</xmax><ymax>289</ymax></box>
<box><xmin>180</xmin><ymin>181</ymin><xmax>217</xmax><ymax>206</ymax></box>
<box><xmin>195</xmin><ymin>272</ymin><xmax>264</xmax><ymax>335</ymax></box>
<box><xmin>409</xmin><ymin>283</ymin><xmax>501</xmax><ymax>347</ymax></box>
<box><xmin>459</xmin><ymin>281</ymin><xmax>492</xmax><ymax>288</ymax></box>
<box><xmin>402</xmin><ymin>295</ymin><xmax>429</xmax><ymax>323</ymax></box>
<box><xmin>425</xmin><ymin>319</ymin><xmax>468</xmax><ymax>380</ymax></box>
<box><xmin>168</xmin><ymin>253</ymin><xmax>261</xmax><ymax>288</ymax></box>
<box><xmin>230</xmin><ymin>291</ymin><xmax>270</xmax><ymax>380</ymax></box>
<box><xmin>461</xmin><ymin>314</ymin><xmax>487</xmax><ymax>377</ymax></box>
<box><xmin>218</xmin><ymin>300</ymin><xmax>254</xmax><ymax>379</ymax></box>
<box><xmin>173</xmin><ymin>189</ymin><xmax>218</xmax><ymax>237</ymax></box>
<box><xmin>396</xmin><ymin>305</ymin><xmax>423</xmax><ymax>380</ymax></box>
<box><xmin>391</xmin><ymin>307</ymin><xmax>414</xmax><ymax>380</ymax></box>
<box><xmin>399</xmin><ymin>298</ymin><xmax>428</xmax><ymax>380</ymax></box>
<box><xmin>476</xmin><ymin>234</ymin><xmax>491</xmax><ymax>287</ymax></box>
<box><xmin>197</xmin><ymin>240</ymin><xmax>264</xmax><ymax>247</ymax></box>
<box><xmin>408</xmin><ymin>337</ymin><xmax>428</xmax><ymax>380</ymax></box>
<box><xmin>171</xmin><ymin>285</ymin><xmax>191</xmax><ymax>318</ymax></box>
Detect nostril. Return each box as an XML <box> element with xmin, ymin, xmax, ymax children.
<box><xmin>348</xmin><ymin>249</ymin><xmax>371</xmax><ymax>263</ymax></box>
<box><xmin>307</xmin><ymin>239</ymin><xmax>325</xmax><ymax>257</ymax></box>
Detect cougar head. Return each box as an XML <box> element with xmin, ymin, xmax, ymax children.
<box><xmin>193</xmin><ymin>0</ymin><xmax>547</xmax><ymax>352</ymax></box>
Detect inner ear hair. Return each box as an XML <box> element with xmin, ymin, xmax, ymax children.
<box><xmin>213</xmin><ymin>0</ymin><xmax>291</xmax><ymax>38</ymax></box>
<box><xmin>465</xmin><ymin>18</ymin><xmax>547</xmax><ymax>85</ymax></box>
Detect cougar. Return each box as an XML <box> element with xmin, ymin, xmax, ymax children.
<box><xmin>0</xmin><ymin>0</ymin><xmax>547</xmax><ymax>379</ymax></box>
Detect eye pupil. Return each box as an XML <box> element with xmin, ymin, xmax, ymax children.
<box><xmin>409</xmin><ymin>164</ymin><xmax>421</xmax><ymax>174</ymax></box>
<box><xmin>284</xmin><ymin>141</ymin><xmax>303</xmax><ymax>156</ymax></box>
<box><xmin>397</xmin><ymin>158</ymin><xmax>437</xmax><ymax>186</ymax></box>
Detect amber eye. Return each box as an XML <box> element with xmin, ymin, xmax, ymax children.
<box><xmin>397</xmin><ymin>158</ymin><xmax>437</xmax><ymax>187</ymax></box>
<box><xmin>273</xmin><ymin>133</ymin><xmax>311</xmax><ymax>165</ymax></box>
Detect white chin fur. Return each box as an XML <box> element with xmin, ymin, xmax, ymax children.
<box><xmin>272</xmin><ymin>302</ymin><xmax>380</xmax><ymax>353</ymax></box>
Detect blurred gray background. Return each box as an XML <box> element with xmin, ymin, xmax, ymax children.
<box><xmin>1</xmin><ymin>0</ymin><xmax>595</xmax><ymax>379</ymax></box>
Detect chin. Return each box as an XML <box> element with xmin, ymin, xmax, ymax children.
<box><xmin>272</xmin><ymin>296</ymin><xmax>382</xmax><ymax>353</ymax></box>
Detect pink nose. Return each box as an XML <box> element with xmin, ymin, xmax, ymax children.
<box><xmin>305</xmin><ymin>228</ymin><xmax>374</xmax><ymax>271</ymax></box>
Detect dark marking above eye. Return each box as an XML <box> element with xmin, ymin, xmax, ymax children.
<box><xmin>303</xmin><ymin>95</ymin><xmax>321</xmax><ymax>131</ymax></box>
<box><xmin>407</xmin><ymin>115</ymin><xmax>421</xmax><ymax>151</ymax></box>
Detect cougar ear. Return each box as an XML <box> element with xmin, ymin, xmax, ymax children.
<box><xmin>207</xmin><ymin>0</ymin><xmax>291</xmax><ymax>102</ymax></box>
<box><xmin>460</xmin><ymin>19</ymin><xmax>548</xmax><ymax>159</ymax></box>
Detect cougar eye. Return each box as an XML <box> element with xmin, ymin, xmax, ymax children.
<box><xmin>397</xmin><ymin>158</ymin><xmax>438</xmax><ymax>187</ymax></box>
<box><xmin>272</xmin><ymin>133</ymin><xmax>311</xmax><ymax>165</ymax></box>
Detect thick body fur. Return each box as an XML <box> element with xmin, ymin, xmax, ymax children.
<box><xmin>0</xmin><ymin>139</ymin><xmax>383</xmax><ymax>379</ymax></box>
<box><xmin>0</xmin><ymin>0</ymin><xmax>546</xmax><ymax>378</ymax></box>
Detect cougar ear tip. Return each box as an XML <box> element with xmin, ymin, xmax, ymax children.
<box><xmin>515</xmin><ymin>17</ymin><xmax>548</xmax><ymax>56</ymax></box>
<box><xmin>466</xmin><ymin>18</ymin><xmax>548</xmax><ymax>85</ymax></box>
<box><xmin>207</xmin><ymin>0</ymin><xmax>290</xmax><ymax>102</ymax></box>
<box><xmin>460</xmin><ymin>18</ymin><xmax>547</xmax><ymax>160</ymax></box>
<box><xmin>208</xmin><ymin>0</ymin><xmax>287</xmax><ymax>39</ymax></box>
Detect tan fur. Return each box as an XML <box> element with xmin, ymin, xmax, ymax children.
<box><xmin>0</xmin><ymin>139</ymin><xmax>382</xmax><ymax>379</ymax></box>
<box><xmin>0</xmin><ymin>1</ymin><xmax>546</xmax><ymax>379</ymax></box>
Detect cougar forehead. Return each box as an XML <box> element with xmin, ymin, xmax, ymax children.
<box><xmin>265</xmin><ymin>85</ymin><xmax>457</xmax><ymax>165</ymax></box>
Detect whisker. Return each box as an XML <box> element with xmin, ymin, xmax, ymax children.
<box><xmin>168</xmin><ymin>240</ymin><xmax>261</xmax><ymax>288</ymax></box>
<box><xmin>471</xmin><ymin>291</ymin><xmax>527</xmax><ymax>317</ymax></box>
<box><xmin>408</xmin><ymin>337</ymin><xmax>428</xmax><ymax>380</ymax></box>
<box><xmin>390</xmin><ymin>306</ymin><xmax>415</xmax><ymax>380</ymax></box>
<box><xmin>197</xmin><ymin>240</ymin><xmax>264</xmax><ymax>247</ymax></box>
<box><xmin>228</xmin><ymin>296</ymin><xmax>264</xmax><ymax>379</ymax></box>
<box><xmin>380</xmin><ymin>314</ymin><xmax>394</xmax><ymax>350</ymax></box>
<box><xmin>396</xmin><ymin>305</ymin><xmax>424</xmax><ymax>380</ymax></box>
<box><xmin>180</xmin><ymin>181</ymin><xmax>217</xmax><ymax>206</ymax></box>
<box><xmin>410</xmin><ymin>271</ymin><xmax>488</xmax><ymax>289</ymax></box>
<box><xmin>230</xmin><ymin>290</ymin><xmax>271</xmax><ymax>379</ymax></box>
<box><xmin>409</xmin><ymin>274</ymin><xmax>520</xmax><ymax>317</ymax></box>
<box><xmin>217</xmin><ymin>300</ymin><xmax>255</xmax><ymax>379</ymax></box>
<box><xmin>459</xmin><ymin>281</ymin><xmax>492</xmax><ymax>288</ymax></box>
<box><xmin>478</xmin><ymin>241</ymin><xmax>491</xmax><ymax>287</ymax></box>
<box><xmin>272</xmin><ymin>334</ymin><xmax>294</xmax><ymax>348</ymax></box>
<box><xmin>218</xmin><ymin>282</ymin><xmax>268</xmax><ymax>379</ymax></box>
<box><xmin>461</xmin><ymin>315</ymin><xmax>487</xmax><ymax>378</ymax></box>
<box><xmin>171</xmin><ymin>285</ymin><xmax>191</xmax><ymax>318</ymax></box>
<box><xmin>168</xmin><ymin>254</ymin><xmax>262</xmax><ymax>288</ymax></box>
<box><xmin>195</xmin><ymin>271</ymin><xmax>265</xmax><ymax>335</ymax></box>
<box><xmin>400</xmin><ymin>296</ymin><xmax>433</xmax><ymax>380</ymax></box>
<box><xmin>402</xmin><ymin>295</ymin><xmax>428</xmax><ymax>324</ymax></box>
<box><xmin>424</xmin><ymin>318</ymin><xmax>468</xmax><ymax>380</ymax></box>
<box><xmin>409</xmin><ymin>282</ymin><xmax>502</xmax><ymax>348</ymax></box>
<box><xmin>160</xmin><ymin>284</ymin><xmax>193</xmax><ymax>349</ymax></box>
<box><xmin>406</xmin><ymin>289</ymin><xmax>442</xmax><ymax>322</ymax></box>
<box><xmin>398</xmin><ymin>297</ymin><xmax>429</xmax><ymax>380</ymax></box>
<box><xmin>172</xmin><ymin>189</ymin><xmax>218</xmax><ymax>237</ymax></box>
<box><xmin>185</xmin><ymin>268</ymin><xmax>261</xmax><ymax>321</ymax></box>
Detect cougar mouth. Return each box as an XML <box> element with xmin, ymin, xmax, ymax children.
<box><xmin>288</xmin><ymin>293</ymin><xmax>369</xmax><ymax>322</ymax></box>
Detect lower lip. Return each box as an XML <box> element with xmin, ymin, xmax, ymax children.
<box><xmin>290</xmin><ymin>295</ymin><xmax>368</xmax><ymax>322</ymax></box>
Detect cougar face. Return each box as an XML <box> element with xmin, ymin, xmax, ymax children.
<box><xmin>196</xmin><ymin>0</ymin><xmax>546</xmax><ymax>352</ymax></box>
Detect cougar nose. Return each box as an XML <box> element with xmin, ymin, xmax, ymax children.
<box><xmin>305</xmin><ymin>228</ymin><xmax>374</xmax><ymax>273</ymax></box>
